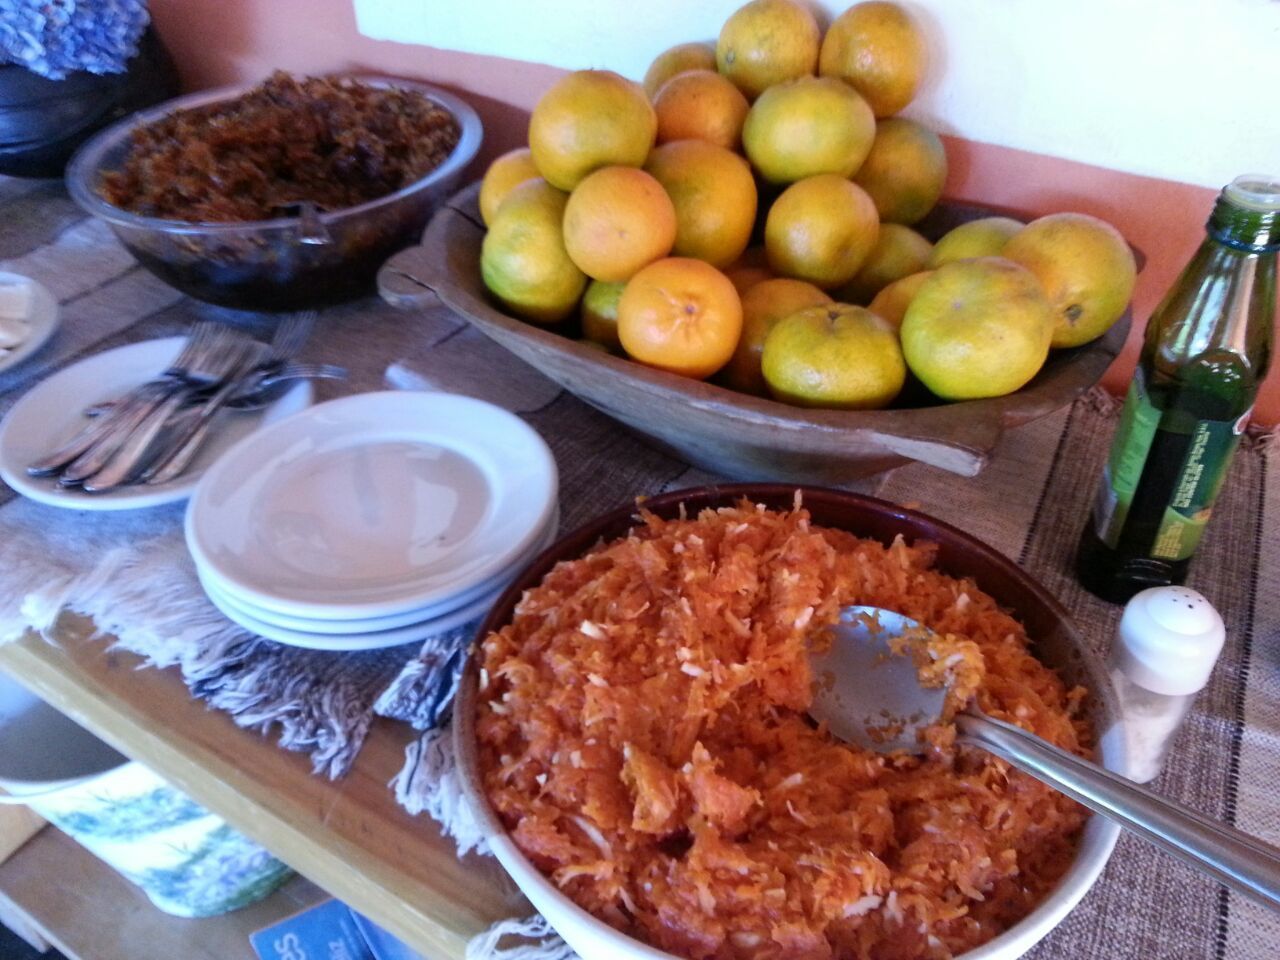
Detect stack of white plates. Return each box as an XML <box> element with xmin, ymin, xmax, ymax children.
<box><xmin>184</xmin><ymin>392</ymin><xmax>558</xmax><ymax>650</ymax></box>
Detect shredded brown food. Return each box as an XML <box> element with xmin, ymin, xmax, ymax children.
<box><xmin>476</xmin><ymin>501</ymin><xmax>1091</xmax><ymax>960</ymax></box>
<box><xmin>100</xmin><ymin>72</ymin><xmax>461</xmax><ymax>222</ymax></box>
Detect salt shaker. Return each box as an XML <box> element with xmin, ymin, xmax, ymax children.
<box><xmin>1109</xmin><ymin>586</ymin><xmax>1226</xmax><ymax>782</ymax></box>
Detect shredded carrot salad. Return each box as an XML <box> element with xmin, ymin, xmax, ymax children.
<box><xmin>476</xmin><ymin>500</ymin><xmax>1090</xmax><ymax>960</ymax></box>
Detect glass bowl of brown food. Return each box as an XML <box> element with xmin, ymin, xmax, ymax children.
<box><xmin>66</xmin><ymin>72</ymin><xmax>482</xmax><ymax>311</ymax></box>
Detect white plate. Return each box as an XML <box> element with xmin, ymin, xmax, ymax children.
<box><xmin>186</xmin><ymin>391</ymin><xmax>558</xmax><ymax>619</ymax></box>
<box><xmin>198</xmin><ymin>507</ymin><xmax>560</xmax><ymax>634</ymax></box>
<box><xmin>199</xmin><ymin>568</ymin><xmax>501</xmax><ymax>650</ymax></box>
<box><xmin>0</xmin><ymin>337</ymin><xmax>312</xmax><ymax>511</ymax></box>
<box><xmin>0</xmin><ymin>272</ymin><xmax>59</xmax><ymax>374</ymax></box>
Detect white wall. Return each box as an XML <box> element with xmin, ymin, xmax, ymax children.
<box><xmin>354</xmin><ymin>0</ymin><xmax>1280</xmax><ymax>190</ymax></box>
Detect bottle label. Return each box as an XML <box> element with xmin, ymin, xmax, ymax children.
<box><xmin>1092</xmin><ymin>377</ymin><xmax>1162</xmax><ymax>546</ymax></box>
<box><xmin>1092</xmin><ymin>375</ymin><xmax>1245</xmax><ymax>560</ymax></box>
<box><xmin>1149</xmin><ymin>412</ymin><xmax>1245</xmax><ymax>560</ymax></box>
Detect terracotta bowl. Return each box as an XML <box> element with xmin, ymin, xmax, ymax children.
<box><xmin>454</xmin><ymin>484</ymin><xmax>1126</xmax><ymax>960</ymax></box>
<box><xmin>380</xmin><ymin>185</ymin><xmax>1132</xmax><ymax>484</ymax></box>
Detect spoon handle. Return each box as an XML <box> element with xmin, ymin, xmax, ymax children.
<box><xmin>957</xmin><ymin>711</ymin><xmax>1280</xmax><ymax>911</ymax></box>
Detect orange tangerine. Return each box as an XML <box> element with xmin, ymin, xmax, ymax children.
<box><xmin>645</xmin><ymin>140</ymin><xmax>757</xmax><ymax>268</ymax></box>
<box><xmin>724</xmin><ymin>246</ymin><xmax>775</xmax><ymax>293</ymax></box>
<box><xmin>765</xmin><ymin>175</ymin><xmax>880</xmax><ymax>288</ymax></box>
<box><xmin>481</xmin><ymin>179</ymin><xmax>586</xmax><ymax>324</ymax></box>
<box><xmin>581</xmin><ymin>279</ymin><xmax>627</xmax><ymax>352</ymax></box>
<box><xmin>528</xmin><ymin>70</ymin><xmax>656</xmax><ymax>191</ymax></box>
<box><xmin>643</xmin><ymin>42</ymin><xmax>717</xmax><ymax>98</ymax></box>
<box><xmin>866</xmin><ymin>269</ymin><xmax>933</xmax><ymax>330</ymax></box>
<box><xmin>742</xmin><ymin>76</ymin><xmax>876</xmax><ymax>184</ymax></box>
<box><xmin>853</xmin><ymin>118</ymin><xmax>947</xmax><ymax>225</ymax></box>
<box><xmin>835</xmin><ymin>223</ymin><xmax>933</xmax><ymax>304</ymax></box>
<box><xmin>716</xmin><ymin>0</ymin><xmax>821</xmax><ymax>100</ymax></box>
<box><xmin>928</xmin><ymin>216</ymin><xmax>1024</xmax><ymax>267</ymax></box>
<box><xmin>618</xmin><ymin>257</ymin><xmax>743</xmax><ymax>379</ymax></box>
<box><xmin>563</xmin><ymin>166</ymin><xmax>677</xmax><ymax>282</ymax></box>
<box><xmin>1001</xmin><ymin>213</ymin><xmax>1138</xmax><ymax>348</ymax></box>
<box><xmin>819</xmin><ymin>1</ymin><xmax>927</xmax><ymax>118</ymax></box>
<box><xmin>722</xmin><ymin>278</ymin><xmax>832</xmax><ymax>395</ymax></box>
<box><xmin>478</xmin><ymin>148</ymin><xmax>541</xmax><ymax>226</ymax></box>
<box><xmin>653</xmin><ymin>70</ymin><xmax>751</xmax><ymax>151</ymax></box>
<box><xmin>762</xmin><ymin>303</ymin><xmax>906</xmax><ymax>409</ymax></box>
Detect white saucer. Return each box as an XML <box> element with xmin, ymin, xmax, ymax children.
<box><xmin>0</xmin><ymin>272</ymin><xmax>59</xmax><ymax>374</ymax></box>
<box><xmin>185</xmin><ymin>391</ymin><xmax>558</xmax><ymax>619</ymax></box>
<box><xmin>197</xmin><ymin>508</ymin><xmax>560</xmax><ymax>635</ymax></box>
<box><xmin>199</xmin><ymin>569</ymin><xmax>501</xmax><ymax>651</ymax></box>
<box><xmin>0</xmin><ymin>337</ymin><xmax>312</xmax><ymax>511</ymax></box>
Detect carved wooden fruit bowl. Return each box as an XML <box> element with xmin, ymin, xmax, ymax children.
<box><xmin>380</xmin><ymin>182</ymin><xmax>1130</xmax><ymax>484</ymax></box>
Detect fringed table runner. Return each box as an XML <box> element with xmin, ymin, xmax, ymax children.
<box><xmin>2</xmin><ymin>175</ymin><xmax>1278</xmax><ymax>960</ymax></box>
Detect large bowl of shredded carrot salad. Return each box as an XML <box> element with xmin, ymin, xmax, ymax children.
<box><xmin>455</xmin><ymin>485</ymin><xmax>1123</xmax><ymax>960</ymax></box>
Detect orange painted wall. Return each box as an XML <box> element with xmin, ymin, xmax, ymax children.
<box><xmin>148</xmin><ymin>0</ymin><xmax>1277</xmax><ymax>423</ymax></box>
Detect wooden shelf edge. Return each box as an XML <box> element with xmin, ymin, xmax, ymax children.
<box><xmin>0</xmin><ymin>624</ymin><xmax>524</xmax><ymax>960</ymax></box>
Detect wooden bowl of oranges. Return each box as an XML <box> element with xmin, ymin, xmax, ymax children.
<box><xmin>381</xmin><ymin>0</ymin><xmax>1136</xmax><ymax>484</ymax></box>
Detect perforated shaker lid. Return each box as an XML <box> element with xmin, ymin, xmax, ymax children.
<box><xmin>1116</xmin><ymin>586</ymin><xmax>1226</xmax><ymax>696</ymax></box>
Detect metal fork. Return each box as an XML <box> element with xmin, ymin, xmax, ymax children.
<box><xmin>85</xmin><ymin>314</ymin><xmax>316</xmax><ymax>419</ymax></box>
<box><xmin>26</xmin><ymin>323</ymin><xmax>231</xmax><ymax>477</ymax></box>
<box><xmin>83</xmin><ymin>322</ymin><xmax>226</xmax><ymax>417</ymax></box>
<box><xmin>53</xmin><ymin>326</ymin><xmax>248</xmax><ymax>484</ymax></box>
<box><xmin>164</xmin><ymin>321</ymin><xmax>223</xmax><ymax>379</ymax></box>
<box><xmin>137</xmin><ymin>343</ymin><xmax>272</xmax><ymax>486</ymax></box>
<box><xmin>131</xmin><ymin>313</ymin><xmax>318</xmax><ymax>486</ymax></box>
<box><xmin>264</xmin><ymin>311</ymin><xmax>316</xmax><ymax>369</ymax></box>
<box><xmin>133</xmin><ymin>314</ymin><xmax>317</xmax><ymax>485</ymax></box>
<box><xmin>222</xmin><ymin>363</ymin><xmax>348</xmax><ymax>410</ymax></box>
<box><xmin>79</xmin><ymin>338</ymin><xmax>262</xmax><ymax>491</ymax></box>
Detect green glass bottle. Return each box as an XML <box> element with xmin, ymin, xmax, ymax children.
<box><xmin>1076</xmin><ymin>175</ymin><xmax>1279</xmax><ymax>603</ymax></box>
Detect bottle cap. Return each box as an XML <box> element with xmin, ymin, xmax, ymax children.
<box><xmin>1115</xmin><ymin>586</ymin><xmax>1226</xmax><ymax>696</ymax></box>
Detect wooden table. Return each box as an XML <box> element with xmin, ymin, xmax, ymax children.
<box><xmin>0</xmin><ymin>617</ymin><xmax>527</xmax><ymax>959</ymax></box>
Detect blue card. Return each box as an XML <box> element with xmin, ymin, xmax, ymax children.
<box><xmin>349</xmin><ymin>910</ymin><xmax>424</xmax><ymax>960</ymax></box>
<box><xmin>250</xmin><ymin>899</ymin><xmax>375</xmax><ymax>960</ymax></box>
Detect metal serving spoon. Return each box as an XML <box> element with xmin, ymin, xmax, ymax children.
<box><xmin>811</xmin><ymin>605</ymin><xmax>1280</xmax><ymax>912</ymax></box>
